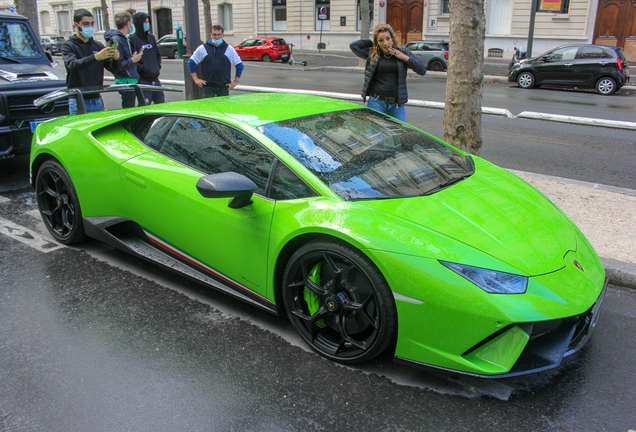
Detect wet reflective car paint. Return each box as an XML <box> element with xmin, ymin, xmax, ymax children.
<box><xmin>30</xmin><ymin>93</ymin><xmax>605</xmax><ymax>376</ymax></box>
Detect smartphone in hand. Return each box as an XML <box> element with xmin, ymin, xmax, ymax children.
<box><xmin>109</xmin><ymin>40</ymin><xmax>118</xmax><ymax>50</ymax></box>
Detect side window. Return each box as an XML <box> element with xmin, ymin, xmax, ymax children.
<box><xmin>255</xmin><ymin>40</ymin><xmax>266</xmax><ymax>46</ymax></box>
<box><xmin>129</xmin><ymin>116</ymin><xmax>176</xmax><ymax>151</ymax></box>
<box><xmin>270</xmin><ymin>160</ymin><xmax>319</xmax><ymax>200</ymax></box>
<box><xmin>547</xmin><ymin>46</ymin><xmax>578</xmax><ymax>61</ymax></box>
<box><xmin>578</xmin><ymin>46</ymin><xmax>611</xmax><ymax>59</ymax></box>
<box><xmin>159</xmin><ymin>117</ymin><xmax>274</xmax><ymax>195</ymax></box>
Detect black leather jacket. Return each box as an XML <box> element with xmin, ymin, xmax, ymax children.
<box><xmin>350</xmin><ymin>39</ymin><xmax>426</xmax><ymax>105</ymax></box>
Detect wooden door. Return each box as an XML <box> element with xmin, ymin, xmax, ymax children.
<box><xmin>593</xmin><ymin>0</ymin><xmax>636</xmax><ymax>62</ymax></box>
<box><xmin>387</xmin><ymin>0</ymin><xmax>423</xmax><ymax>45</ymax></box>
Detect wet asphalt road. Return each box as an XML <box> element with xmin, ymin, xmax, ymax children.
<box><xmin>1</xmin><ymin>190</ymin><xmax>636</xmax><ymax>431</ymax></box>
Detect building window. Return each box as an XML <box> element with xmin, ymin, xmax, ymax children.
<box><xmin>442</xmin><ymin>0</ymin><xmax>449</xmax><ymax>14</ymax></box>
<box><xmin>93</xmin><ymin>8</ymin><xmax>104</xmax><ymax>32</ymax></box>
<box><xmin>315</xmin><ymin>0</ymin><xmax>330</xmax><ymax>31</ymax></box>
<box><xmin>356</xmin><ymin>0</ymin><xmax>373</xmax><ymax>31</ymax></box>
<box><xmin>219</xmin><ymin>4</ymin><xmax>233</xmax><ymax>31</ymax></box>
<box><xmin>273</xmin><ymin>0</ymin><xmax>287</xmax><ymax>31</ymax></box>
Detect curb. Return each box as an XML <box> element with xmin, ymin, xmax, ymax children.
<box><xmin>601</xmin><ymin>258</ymin><xmax>636</xmax><ymax>289</ymax></box>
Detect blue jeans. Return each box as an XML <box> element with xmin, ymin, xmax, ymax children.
<box><xmin>68</xmin><ymin>97</ymin><xmax>105</xmax><ymax>115</ymax></box>
<box><xmin>367</xmin><ymin>96</ymin><xmax>406</xmax><ymax>122</ymax></box>
<box><xmin>202</xmin><ymin>85</ymin><xmax>229</xmax><ymax>98</ymax></box>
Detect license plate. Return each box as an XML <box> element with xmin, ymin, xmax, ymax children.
<box><xmin>30</xmin><ymin>118</ymin><xmax>52</xmax><ymax>133</ymax></box>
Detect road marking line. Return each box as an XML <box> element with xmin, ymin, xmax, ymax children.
<box><xmin>0</xmin><ymin>216</ymin><xmax>64</xmax><ymax>253</ymax></box>
<box><xmin>0</xmin><ymin>195</ymin><xmax>10</xmax><ymax>204</ymax></box>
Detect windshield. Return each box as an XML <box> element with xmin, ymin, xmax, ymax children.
<box><xmin>259</xmin><ymin>109</ymin><xmax>474</xmax><ymax>201</ymax></box>
<box><xmin>0</xmin><ymin>21</ymin><xmax>40</xmax><ymax>58</ymax></box>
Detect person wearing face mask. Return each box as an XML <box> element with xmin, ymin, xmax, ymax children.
<box><xmin>104</xmin><ymin>11</ymin><xmax>142</xmax><ymax>108</ymax></box>
<box><xmin>129</xmin><ymin>12</ymin><xmax>164</xmax><ymax>105</ymax></box>
<box><xmin>188</xmin><ymin>25</ymin><xmax>244</xmax><ymax>98</ymax></box>
<box><xmin>61</xmin><ymin>9</ymin><xmax>121</xmax><ymax>114</ymax></box>
<box><xmin>350</xmin><ymin>23</ymin><xmax>426</xmax><ymax>122</ymax></box>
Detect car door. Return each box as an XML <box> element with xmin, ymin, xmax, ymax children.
<box><xmin>236</xmin><ymin>39</ymin><xmax>256</xmax><ymax>58</ymax></box>
<box><xmin>120</xmin><ymin>116</ymin><xmax>276</xmax><ymax>299</ymax></box>
<box><xmin>534</xmin><ymin>45</ymin><xmax>580</xmax><ymax>85</ymax></box>
<box><xmin>573</xmin><ymin>45</ymin><xmax>614</xmax><ymax>86</ymax></box>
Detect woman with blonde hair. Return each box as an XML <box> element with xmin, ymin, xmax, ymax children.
<box><xmin>350</xmin><ymin>23</ymin><xmax>426</xmax><ymax>121</ymax></box>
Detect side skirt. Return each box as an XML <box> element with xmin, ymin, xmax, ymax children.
<box><xmin>83</xmin><ymin>216</ymin><xmax>278</xmax><ymax>315</ymax></box>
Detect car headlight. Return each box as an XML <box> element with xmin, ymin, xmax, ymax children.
<box><xmin>440</xmin><ymin>261</ymin><xmax>528</xmax><ymax>294</ymax></box>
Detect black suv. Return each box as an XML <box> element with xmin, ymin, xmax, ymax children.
<box><xmin>0</xmin><ymin>12</ymin><xmax>68</xmax><ymax>159</ymax></box>
<box><xmin>508</xmin><ymin>44</ymin><xmax>630</xmax><ymax>95</ymax></box>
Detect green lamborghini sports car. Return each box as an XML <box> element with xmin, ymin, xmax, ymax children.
<box><xmin>30</xmin><ymin>92</ymin><xmax>607</xmax><ymax>377</ymax></box>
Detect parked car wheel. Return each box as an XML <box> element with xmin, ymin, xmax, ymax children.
<box><xmin>282</xmin><ymin>239</ymin><xmax>398</xmax><ymax>364</ymax></box>
<box><xmin>517</xmin><ymin>72</ymin><xmax>535</xmax><ymax>89</ymax></box>
<box><xmin>428</xmin><ymin>59</ymin><xmax>446</xmax><ymax>71</ymax></box>
<box><xmin>262</xmin><ymin>54</ymin><xmax>272</xmax><ymax>62</ymax></box>
<box><xmin>36</xmin><ymin>160</ymin><xmax>85</xmax><ymax>245</ymax></box>
<box><xmin>172</xmin><ymin>49</ymin><xmax>178</xmax><ymax>59</ymax></box>
<box><xmin>595</xmin><ymin>77</ymin><xmax>617</xmax><ymax>95</ymax></box>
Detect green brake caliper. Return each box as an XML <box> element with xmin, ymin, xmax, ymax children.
<box><xmin>304</xmin><ymin>263</ymin><xmax>326</xmax><ymax>328</ymax></box>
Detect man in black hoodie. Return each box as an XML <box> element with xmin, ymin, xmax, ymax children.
<box><xmin>62</xmin><ymin>9</ymin><xmax>121</xmax><ymax>114</ymax></box>
<box><xmin>130</xmin><ymin>12</ymin><xmax>164</xmax><ymax>105</ymax></box>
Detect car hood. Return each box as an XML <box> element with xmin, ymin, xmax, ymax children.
<box><xmin>359</xmin><ymin>160</ymin><xmax>576</xmax><ymax>276</ymax></box>
<box><xmin>0</xmin><ymin>62</ymin><xmax>66</xmax><ymax>86</ymax></box>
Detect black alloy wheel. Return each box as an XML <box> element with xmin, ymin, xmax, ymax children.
<box><xmin>429</xmin><ymin>59</ymin><xmax>446</xmax><ymax>71</ymax></box>
<box><xmin>262</xmin><ymin>53</ymin><xmax>272</xmax><ymax>62</ymax></box>
<box><xmin>282</xmin><ymin>240</ymin><xmax>398</xmax><ymax>364</ymax></box>
<box><xmin>517</xmin><ymin>71</ymin><xmax>535</xmax><ymax>89</ymax></box>
<box><xmin>596</xmin><ymin>77</ymin><xmax>617</xmax><ymax>95</ymax></box>
<box><xmin>35</xmin><ymin>160</ymin><xmax>85</xmax><ymax>245</ymax></box>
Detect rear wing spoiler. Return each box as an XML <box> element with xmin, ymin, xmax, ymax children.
<box><xmin>34</xmin><ymin>84</ymin><xmax>182</xmax><ymax>115</ymax></box>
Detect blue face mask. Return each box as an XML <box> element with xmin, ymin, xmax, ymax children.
<box><xmin>79</xmin><ymin>25</ymin><xmax>94</xmax><ymax>39</ymax></box>
<box><xmin>129</xmin><ymin>23</ymin><xmax>135</xmax><ymax>34</ymax></box>
<box><xmin>143</xmin><ymin>22</ymin><xmax>150</xmax><ymax>32</ymax></box>
<box><xmin>211</xmin><ymin>39</ymin><xmax>223</xmax><ymax>45</ymax></box>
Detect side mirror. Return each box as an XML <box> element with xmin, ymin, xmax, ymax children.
<box><xmin>542</xmin><ymin>55</ymin><xmax>551</xmax><ymax>62</ymax></box>
<box><xmin>45</xmin><ymin>51</ymin><xmax>53</xmax><ymax>63</ymax></box>
<box><xmin>196</xmin><ymin>172</ymin><xmax>258</xmax><ymax>209</ymax></box>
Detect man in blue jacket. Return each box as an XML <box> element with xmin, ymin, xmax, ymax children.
<box><xmin>104</xmin><ymin>11</ymin><xmax>141</xmax><ymax>108</ymax></box>
<box><xmin>188</xmin><ymin>25</ymin><xmax>244</xmax><ymax>98</ymax></box>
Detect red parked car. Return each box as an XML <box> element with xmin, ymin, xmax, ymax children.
<box><xmin>234</xmin><ymin>37</ymin><xmax>291</xmax><ymax>63</ymax></box>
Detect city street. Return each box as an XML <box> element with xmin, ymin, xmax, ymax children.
<box><xmin>1</xmin><ymin>62</ymin><xmax>635</xmax><ymax>431</ymax></box>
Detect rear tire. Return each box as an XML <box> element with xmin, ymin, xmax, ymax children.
<box><xmin>596</xmin><ymin>77</ymin><xmax>617</xmax><ymax>95</ymax></box>
<box><xmin>262</xmin><ymin>54</ymin><xmax>272</xmax><ymax>62</ymax></box>
<box><xmin>172</xmin><ymin>49</ymin><xmax>178</xmax><ymax>59</ymax></box>
<box><xmin>428</xmin><ymin>59</ymin><xmax>446</xmax><ymax>71</ymax></box>
<box><xmin>517</xmin><ymin>71</ymin><xmax>535</xmax><ymax>89</ymax></box>
<box><xmin>35</xmin><ymin>160</ymin><xmax>85</xmax><ymax>245</ymax></box>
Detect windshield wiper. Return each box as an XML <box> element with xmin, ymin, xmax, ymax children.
<box><xmin>0</xmin><ymin>55</ymin><xmax>21</xmax><ymax>64</ymax></box>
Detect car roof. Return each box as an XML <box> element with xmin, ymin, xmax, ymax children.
<box><xmin>144</xmin><ymin>93</ymin><xmax>357</xmax><ymax>127</ymax></box>
<box><xmin>0</xmin><ymin>12</ymin><xmax>28</xmax><ymax>20</ymax></box>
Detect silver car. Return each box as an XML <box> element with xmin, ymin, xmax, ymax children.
<box><xmin>404</xmin><ymin>40</ymin><xmax>449</xmax><ymax>71</ymax></box>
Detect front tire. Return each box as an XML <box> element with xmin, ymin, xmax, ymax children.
<box><xmin>282</xmin><ymin>240</ymin><xmax>398</xmax><ymax>364</ymax></box>
<box><xmin>596</xmin><ymin>77</ymin><xmax>617</xmax><ymax>95</ymax></box>
<box><xmin>35</xmin><ymin>160</ymin><xmax>85</xmax><ymax>245</ymax></box>
<box><xmin>517</xmin><ymin>71</ymin><xmax>535</xmax><ymax>89</ymax></box>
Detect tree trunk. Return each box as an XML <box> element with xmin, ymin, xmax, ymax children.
<box><xmin>15</xmin><ymin>0</ymin><xmax>39</xmax><ymax>38</ymax></box>
<box><xmin>202</xmin><ymin>0</ymin><xmax>212</xmax><ymax>39</ymax></box>
<box><xmin>358</xmin><ymin>0</ymin><xmax>371</xmax><ymax>67</ymax></box>
<box><xmin>442</xmin><ymin>0</ymin><xmax>485</xmax><ymax>155</ymax></box>
<box><xmin>100</xmin><ymin>0</ymin><xmax>111</xmax><ymax>31</ymax></box>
